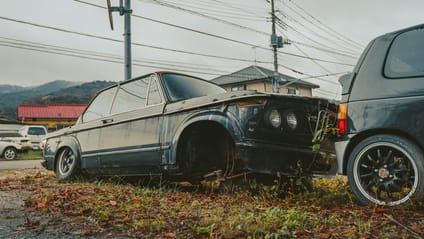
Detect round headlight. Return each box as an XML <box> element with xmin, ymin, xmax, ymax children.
<box><xmin>286</xmin><ymin>112</ymin><xmax>298</xmax><ymax>130</ymax></box>
<box><xmin>269</xmin><ymin>109</ymin><xmax>282</xmax><ymax>128</ymax></box>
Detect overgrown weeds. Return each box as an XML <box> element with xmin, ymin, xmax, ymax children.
<box><xmin>1</xmin><ymin>170</ymin><xmax>424</xmax><ymax>238</ymax></box>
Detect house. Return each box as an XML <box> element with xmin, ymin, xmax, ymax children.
<box><xmin>18</xmin><ymin>104</ymin><xmax>87</xmax><ymax>130</ymax></box>
<box><xmin>211</xmin><ymin>65</ymin><xmax>319</xmax><ymax>96</ymax></box>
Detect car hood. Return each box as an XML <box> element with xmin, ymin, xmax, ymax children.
<box><xmin>164</xmin><ymin>90</ymin><xmax>336</xmax><ymax>113</ymax></box>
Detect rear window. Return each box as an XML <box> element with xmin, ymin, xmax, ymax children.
<box><xmin>384</xmin><ymin>28</ymin><xmax>424</xmax><ymax>78</ymax></box>
<box><xmin>28</xmin><ymin>127</ymin><xmax>46</xmax><ymax>135</ymax></box>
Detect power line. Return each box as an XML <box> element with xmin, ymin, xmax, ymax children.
<box><xmin>285</xmin><ymin>0</ymin><xmax>364</xmax><ymax>50</ymax></box>
<box><xmin>72</xmin><ymin>0</ymin><xmax>356</xmax><ymax>67</ymax></box>
<box><xmin>0</xmin><ymin>16</ymin><xmax>273</xmax><ymax>64</ymax></box>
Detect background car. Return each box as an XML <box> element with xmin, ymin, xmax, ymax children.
<box><xmin>0</xmin><ymin>131</ymin><xmax>32</xmax><ymax>152</ymax></box>
<box><xmin>18</xmin><ymin>125</ymin><xmax>47</xmax><ymax>150</ymax></box>
<box><xmin>0</xmin><ymin>141</ymin><xmax>22</xmax><ymax>160</ymax></box>
<box><xmin>42</xmin><ymin>72</ymin><xmax>337</xmax><ymax>183</ymax></box>
<box><xmin>336</xmin><ymin>24</ymin><xmax>424</xmax><ymax>206</ymax></box>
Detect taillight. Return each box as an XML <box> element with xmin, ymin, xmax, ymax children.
<box><xmin>338</xmin><ymin>103</ymin><xmax>348</xmax><ymax>135</ymax></box>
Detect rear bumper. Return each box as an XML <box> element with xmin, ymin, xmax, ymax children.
<box><xmin>334</xmin><ymin>135</ymin><xmax>353</xmax><ymax>175</ymax></box>
<box><xmin>236</xmin><ymin>140</ymin><xmax>337</xmax><ymax>177</ymax></box>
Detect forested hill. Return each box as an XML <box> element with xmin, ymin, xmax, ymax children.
<box><xmin>0</xmin><ymin>80</ymin><xmax>114</xmax><ymax>120</ymax></box>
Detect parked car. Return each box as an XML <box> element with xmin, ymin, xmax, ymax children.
<box><xmin>0</xmin><ymin>131</ymin><xmax>32</xmax><ymax>152</ymax></box>
<box><xmin>19</xmin><ymin>125</ymin><xmax>47</xmax><ymax>150</ymax></box>
<box><xmin>335</xmin><ymin>24</ymin><xmax>424</xmax><ymax>206</ymax></box>
<box><xmin>0</xmin><ymin>141</ymin><xmax>23</xmax><ymax>160</ymax></box>
<box><xmin>41</xmin><ymin>72</ymin><xmax>337</xmax><ymax>182</ymax></box>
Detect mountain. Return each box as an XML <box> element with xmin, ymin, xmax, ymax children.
<box><xmin>24</xmin><ymin>81</ymin><xmax>114</xmax><ymax>105</ymax></box>
<box><xmin>0</xmin><ymin>80</ymin><xmax>114</xmax><ymax>120</ymax></box>
<box><xmin>0</xmin><ymin>85</ymin><xmax>26</xmax><ymax>94</ymax></box>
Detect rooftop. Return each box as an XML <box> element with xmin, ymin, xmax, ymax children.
<box><xmin>18</xmin><ymin>104</ymin><xmax>87</xmax><ymax>119</ymax></box>
<box><xmin>211</xmin><ymin>65</ymin><xmax>319</xmax><ymax>89</ymax></box>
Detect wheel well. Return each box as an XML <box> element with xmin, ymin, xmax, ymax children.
<box><xmin>176</xmin><ymin>121</ymin><xmax>236</xmax><ymax>175</ymax></box>
<box><xmin>342</xmin><ymin>129</ymin><xmax>423</xmax><ymax>174</ymax></box>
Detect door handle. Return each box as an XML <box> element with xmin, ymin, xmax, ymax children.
<box><xmin>102</xmin><ymin>119</ymin><xmax>114</xmax><ymax>124</ymax></box>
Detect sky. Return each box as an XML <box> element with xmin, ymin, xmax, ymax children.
<box><xmin>0</xmin><ymin>0</ymin><xmax>424</xmax><ymax>99</ymax></box>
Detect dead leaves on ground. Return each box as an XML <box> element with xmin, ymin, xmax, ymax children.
<box><xmin>1</xmin><ymin>170</ymin><xmax>424</xmax><ymax>238</ymax></box>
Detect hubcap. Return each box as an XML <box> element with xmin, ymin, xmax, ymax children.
<box><xmin>354</xmin><ymin>143</ymin><xmax>418</xmax><ymax>205</ymax></box>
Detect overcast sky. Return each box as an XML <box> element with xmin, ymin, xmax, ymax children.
<box><xmin>1</xmin><ymin>0</ymin><xmax>424</xmax><ymax>99</ymax></box>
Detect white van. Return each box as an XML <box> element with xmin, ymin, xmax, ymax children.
<box><xmin>18</xmin><ymin>126</ymin><xmax>47</xmax><ymax>150</ymax></box>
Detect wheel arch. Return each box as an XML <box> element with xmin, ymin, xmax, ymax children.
<box><xmin>169</xmin><ymin>110</ymin><xmax>243</xmax><ymax>166</ymax></box>
<box><xmin>342</xmin><ymin>128</ymin><xmax>424</xmax><ymax>174</ymax></box>
<box><xmin>53</xmin><ymin>136</ymin><xmax>82</xmax><ymax>171</ymax></box>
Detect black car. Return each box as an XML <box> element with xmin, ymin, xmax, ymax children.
<box><xmin>41</xmin><ymin>72</ymin><xmax>337</xmax><ymax>183</ymax></box>
<box><xmin>336</xmin><ymin>24</ymin><xmax>424</xmax><ymax>205</ymax></box>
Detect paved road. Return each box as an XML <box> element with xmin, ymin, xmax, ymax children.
<box><xmin>0</xmin><ymin>160</ymin><xmax>43</xmax><ymax>170</ymax></box>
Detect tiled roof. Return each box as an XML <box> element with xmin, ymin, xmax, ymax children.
<box><xmin>211</xmin><ymin>65</ymin><xmax>319</xmax><ymax>89</ymax></box>
<box><xmin>18</xmin><ymin>104</ymin><xmax>87</xmax><ymax>119</ymax></box>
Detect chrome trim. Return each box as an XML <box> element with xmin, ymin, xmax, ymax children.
<box><xmin>82</xmin><ymin>146</ymin><xmax>161</xmax><ymax>158</ymax></box>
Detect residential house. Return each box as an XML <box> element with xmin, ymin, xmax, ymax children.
<box><xmin>211</xmin><ymin>65</ymin><xmax>319</xmax><ymax>96</ymax></box>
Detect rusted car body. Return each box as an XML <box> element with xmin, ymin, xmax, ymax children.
<box><xmin>41</xmin><ymin>72</ymin><xmax>337</xmax><ymax>181</ymax></box>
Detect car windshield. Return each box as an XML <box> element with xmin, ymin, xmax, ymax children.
<box><xmin>161</xmin><ymin>73</ymin><xmax>226</xmax><ymax>102</ymax></box>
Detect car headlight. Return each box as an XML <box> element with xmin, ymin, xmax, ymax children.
<box><xmin>39</xmin><ymin>139</ymin><xmax>47</xmax><ymax>150</ymax></box>
<box><xmin>286</xmin><ymin>112</ymin><xmax>298</xmax><ymax>130</ymax></box>
<box><xmin>269</xmin><ymin>109</ymin><xmax>282</xmax><ymax>128</ymax></box>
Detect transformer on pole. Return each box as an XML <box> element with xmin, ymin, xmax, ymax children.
<box><xmin>106</xmin><ymin>0</ymin><xmax>132</xmax><ymax>81</ymax></box>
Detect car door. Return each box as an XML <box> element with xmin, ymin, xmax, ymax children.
<box><xmin>98</xmin><ymin>75</ymin><xmax>165</xmax><ymax>174</ymax></box>
<box><xmin>75</xmin><ymin>86</ymin><xmax>117</xmax><ymax>169</ymax></box>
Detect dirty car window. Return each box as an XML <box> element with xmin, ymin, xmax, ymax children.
<box><xmin>162</xmin><ymin>73</ymin><xmax>226</xmax><ymax>102</ymax></box>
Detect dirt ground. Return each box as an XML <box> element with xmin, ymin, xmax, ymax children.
<box><xmin>0</xmin><ymin>169</ymin><xmax>106</xmax><ymax>239</ymax></box>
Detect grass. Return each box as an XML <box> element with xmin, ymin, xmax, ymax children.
<box><xmin>2</xmin><ymin>171</ymin><xmax>424</xmax><ymax>238</ymax></box>
<box><xmin>16</xmin><ymin>150</ymin><xmax>43</xmax><ymax>160</ymax></box>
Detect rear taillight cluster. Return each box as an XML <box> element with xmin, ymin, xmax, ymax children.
<box><xmin>338</xmin><ymin>103</ymin><xmax>348</xmax><ymax>135</ymax></box>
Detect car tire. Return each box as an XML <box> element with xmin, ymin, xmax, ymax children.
<box><xmin>347</xmin><ymin>134</ymin><xmax>424</xmax><ymax>206</ymax></box>
<box><xmin>3</xmin><ymin>147</ymin><xmax>17</xmax><ymax>160</ymax></box>
<box><xmin>55</xmin><ymin>147</ymin><xmax>79</xmax><ymax>180</ymax></box>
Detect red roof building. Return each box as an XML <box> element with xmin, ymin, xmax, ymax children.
<box><xmin>18</xmin><ymin>104</ymin><xmax>87</xmax><ymax>130</ymax></box>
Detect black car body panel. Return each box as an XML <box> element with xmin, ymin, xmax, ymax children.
<box><xmin>42</xmin><ymin>72</ymin><xmax>337</xmax><ymax>180</ymax></box>
<box><xmin>335</xmin><ymin>23</ymin><xmax>424</xmax><ymax>205</ymax></box>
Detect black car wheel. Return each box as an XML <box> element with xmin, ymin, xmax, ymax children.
<box><xmin>55</xmin><ymin>147</ymin><xmax>79</xmax><ymax>180</ymax></box>
<box><xmin>347</xmin><ymin>135</ymin><xmax>424</xmax><ymax>206</ymax></box>
<box><xmin>3</xmin><ymin>147</ymin><xmax>17</xmax><ymax>160</ymax></box>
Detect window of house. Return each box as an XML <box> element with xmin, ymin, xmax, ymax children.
<box><xmin>231</xmin><ymin>85</ymin><xmax>246</xmax><ymax>91</ymax></box>
<box><xmin>287</xmin><ymin>88</ymin><xmax>299</xmax><ymax>95</ymax></box>
<box><xmin>385</xmin><ymin>28</ymin><xmax>424</xmax><ymax>78</ymax></box>
<box><xmin>82</xmin><ymin>87</ymin><xmax>116</xmax><ymax>122</ymax></box>
<box><xmin>111</xmin><ymin>77</ymin><xmax>149</xmax><ymax>115</ymax></box>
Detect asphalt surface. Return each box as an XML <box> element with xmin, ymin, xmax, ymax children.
<box><xmin>0</xmin><ymin>160</ymin><xmax>43</xmax><ymax>170</ymax></box>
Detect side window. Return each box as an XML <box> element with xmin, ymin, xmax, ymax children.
<box><xmin>82</xmin><ymin>87</ymin><xmax>116</xmax><ymax>122</ymax></box>
<box><xmin>147</xmin><ymin>77</ymin><xmax>163</xmax><ymax>106</ymax></box>
<box><xmin>111</xmin><ymin>77</ymin><xmax>149</xmax><ymax>115</ymax></box>
<box><xmin>385</xmin><ymin>28</ymin><xmax>424</xmax><ymax>78</ymax></box>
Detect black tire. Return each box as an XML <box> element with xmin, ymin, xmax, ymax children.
<box><xmin>347</xmin><ymin>134</ymin><xmax>424</xmax><ymax>206</ymax></box>
<box><xmin>55</xmin><ymin>147</ymin><xmax>79</xmax><ymax>180</ymax></box>
<box><xmin>3</xmin><ymin>147</ymin><xmax>17</xmax><ymax>160</ymax></box>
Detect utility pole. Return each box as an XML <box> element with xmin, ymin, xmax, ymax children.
<box><xmin>107</xmin><ymin>0</ymin><xmax>133</xmax><ymax>81</ymax></box>
<box><xmin>270</xmin><ymin>0</ymin><xmax>283</xmax><ymax>93</ymax></box>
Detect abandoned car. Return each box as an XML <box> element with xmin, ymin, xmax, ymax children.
<box><xmin>336</xmin><ymin>24</ymin><xmax>424</xmax><ymax>206</ymax></box>
<box><xmin>41</xmin><ymin>72</ymin><xmax>337</xmax><ymax>182</ymax></box>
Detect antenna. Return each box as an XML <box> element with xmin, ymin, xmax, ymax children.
<box><xmin>106</xmin><ymin>0</ymin><xmax>114</xmax><ymax>30</ymax></box>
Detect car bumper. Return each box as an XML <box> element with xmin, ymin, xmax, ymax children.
<box><xmin>236</xmin><ymin>140</ymin><xmax>337</xmax><ymax>177</ymax></box>
<box><xmin>41</xmin><ymin>155</ymin><xmax>54</xmax><ymax>170</ymax></box>
<box><xmin>334</xmin><ymin>135</ymin><xmax>353</xmax><ymax>175</ymax></box>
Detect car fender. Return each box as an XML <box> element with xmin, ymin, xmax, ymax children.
<box><xmin>168</xmin><ymin>109</ymin><xmax>244</xmax><ymax>165</ymax></box>
<box><xmin>50</xmin><ymin>135</ymin><xmax>82</xmax><ymax>170</ymax></box>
